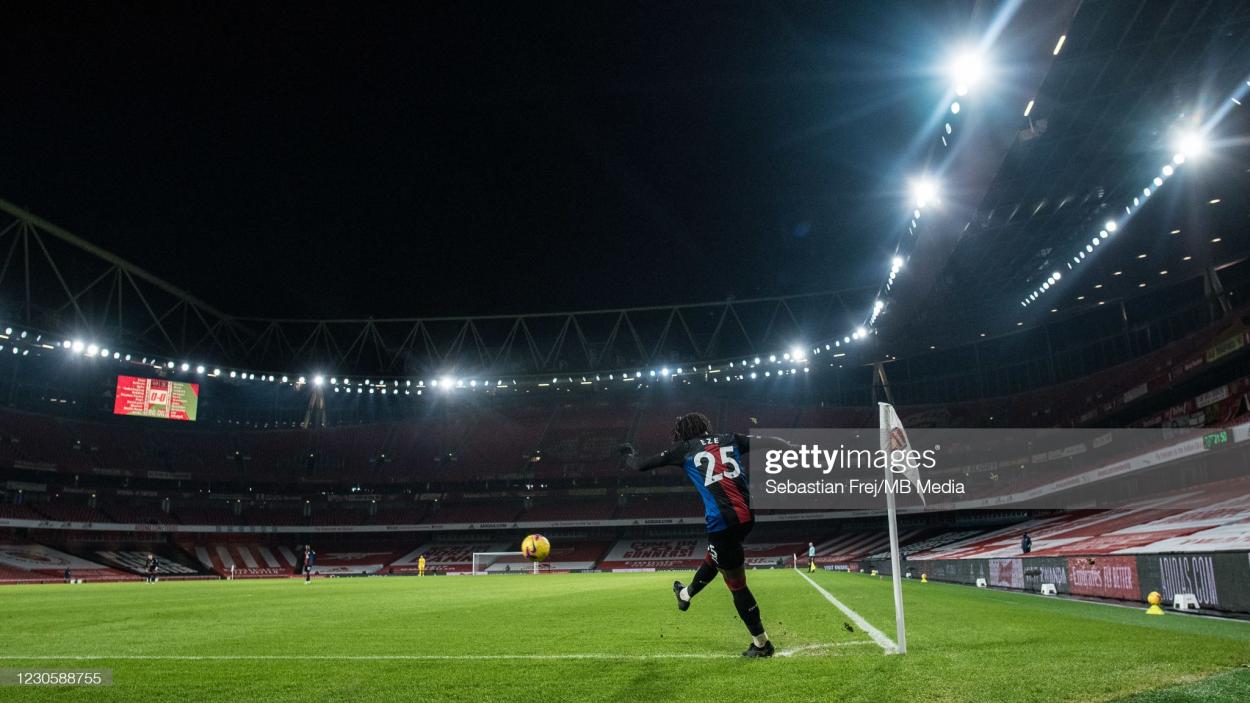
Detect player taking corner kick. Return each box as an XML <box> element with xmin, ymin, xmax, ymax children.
<box><xmin>620</xmin><ymin>412</ymin><xmax>794</xmax><ymax>658</ymax></box>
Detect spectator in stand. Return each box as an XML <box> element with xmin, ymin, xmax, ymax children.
<box><xmin>1021</xmin><ymin>532</ymin><xmax>1032</xmax><ymax>554</ymax></box>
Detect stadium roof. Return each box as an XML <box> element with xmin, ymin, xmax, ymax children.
<box><xmin>2</xmin><ymin>1</ymin><xmax>1249</xmax><ymax>376</ymax></box>
<box><xmin>884</xmin><ymin>0</ymin><xmax>1250</xmax><ymax>350</ymax></box>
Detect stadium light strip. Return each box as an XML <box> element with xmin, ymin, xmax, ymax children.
<box><xmin>1019</xmin><ymin>71</ymin><xmax>1250</xmax><ymax>309</ymax></box>
<box><xmin>22</xmin><ymin>322</ymin><xmax>852</xmax><ymax>396</ymax></box>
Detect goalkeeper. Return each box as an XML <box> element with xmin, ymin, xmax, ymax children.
<box><xmin>620</xmin><ymin>412</ymin><xmax>794</xmax><ymax>658</ymax></box>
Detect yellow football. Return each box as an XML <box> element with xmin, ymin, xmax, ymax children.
<box><xmin>521</xmin><ymin>534</ymin><xmax>551</xmax><ymax>562</ymax></box>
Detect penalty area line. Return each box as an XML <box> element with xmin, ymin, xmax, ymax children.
<box><xmin>795</xmin><ymin>569</ymin><xmax>898</xmax><ymax>654</ymax></box>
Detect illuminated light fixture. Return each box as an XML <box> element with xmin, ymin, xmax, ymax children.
<box><xmin>892</xmin><ymin>256</ymin><xmax>904</xmax><ymax>270</ymax></box>
<box><xmin>100</xmin><ymin>348</ymin><xmax>109</xmax><ymax>357</ymax></box>
<box><xmin>911</xmin><ymin>178</ymin><xmax>939</xmax><ymax>208</ymax></box>
<box><xmin>1105</xmin><ymin>221</ymin><xmax>1117</xmax><ymax>233</ymax></box>
<box><xmin>72</xmin><ymin>340</ymin><xmax>85</xmax><ymax>352</ymax></box>
<box><xmin>1173</xmin><ymin>153</ymin><xmax>1186</xmax><ymax>165</ymax></box>
<box><xmin>212</xmin><ymin>368</ymin><xmax>220</xmax><ymax>375</ymax></box>
<box><xmin>61</xmin><ymin>340</ymin><xmax>71</xmax><ymax>349</ymax></box>
<box><xmin>313</xmin><ymin>375</ymin><xmax>324</xmax><ymax>387</ymax></box>
<box><xmin>1170</xmin><ymin>229</ymin><xmax>1180</xmax><ymax>234</ymax></box>
<box><xmin>180</xmin><ymin>362</ymin><xmax>190</xmax><ymax>372</ymax></box>
<box><xmin>950</xmin><ymin>101</ymin><xmax>961</xmax><ymax>114</ymax></box>
<box><xmin>1137</xmin><ymin>253</ymin><xmax>1148</xmax><ymax>259</ymax></box>
<box><xmin>1208</xmin><ymin>198</ymin><xmax>1222</xmax><ymax>205</ymax></box>
<box><xmin>1176</xmin><ymin>131</ymin><xmax>1207</xmax><ymax>159</ymax></box>
<box><xmin>1099</xmin><ymin>230</ymin><xmax>1108</xmax><ymax>239</ymax></box>
<box><xmin>281</xmin><ymin>376</ymin><xmax>288</xmax><ymax>383</ymax></box>
<box><xmin>1052</xmin><ymin>35</ymin><xmax>1066</xmax><ymax>55</ymax></box>
<box><xmin>1162</xmin><ymin>164</ymin><xmax>1174</xmax><ymax>177</ymax></box>
<box><xmin>195</xmin><ymin>365</ymin><xmax>205</xmax><ymax>374</ymax></box>
<box><xmin>855</xmin><ymin>326</ymin><xmax>868</xmax><ymax>339</ymax></box>
<box><xmin>86</xmin><ymin>343</ymin><xmax>98</xmax><ymax>356</ymax></box>
<box><xmin>1112</xmin><ymin>271</ymin><xmax>1122</xmax><ymax>276</ymax></box>
<box><xmin>1154</xmin><ymin>177</ymin><xmax>1163</xmax><ymax>187</ymax></box>
<box><xmin>1211</xmin><ymin>237</ymin><xmax>1222</xmax><ymax>243</ymax></box>
<box><xmin>1023</xmin><ymin>99</ymin><xmax>1034</xmax><ymax>117</ymax></box>
<box><xmin>230</xmin><ymin>371</ymin><xmax>238</xmax><ymax>378</ymax></box>
<box><xmin>949</xmin><ymin>49</ymin><xmax>985</xmax><ymax>95</ymax></box>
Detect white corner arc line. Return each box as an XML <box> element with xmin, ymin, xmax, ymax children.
<box><xmin>795</xmin><ymin>569</ymin><xmax>898</xmax><ymax>654</ymax></box>
<box><xmin>777</xmin><ymin>641</ymin><xmax>873</xmax><ymax>657</ymax></box>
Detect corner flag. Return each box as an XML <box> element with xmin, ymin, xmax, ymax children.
<box><xmin>881</xmin><ymin>402</ymin><xmax>925</xmax><ymax>505</ymax></box>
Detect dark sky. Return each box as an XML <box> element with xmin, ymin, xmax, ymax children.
<box><xmin>5</xmin><ymin>2</ymin><xmax>969</xmax><ymax>319</ymax></box>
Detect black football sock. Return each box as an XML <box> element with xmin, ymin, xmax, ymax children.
<box><xmin>685</xmin><ymin>560</ymin><xmax>718</xmax><ymax>599</ymax></box>
<box><xmin>731</xmin><ymin>586</ymin><xmax>766</xmax><ymax>638</ymax></box>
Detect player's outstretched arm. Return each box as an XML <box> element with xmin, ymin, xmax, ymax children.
<box><xmin>619</xmin><ymin>443</ymin><xmax>682</xmax><ymax>472</ymax></box>
<box><xmin>733</xmin><ymin>433</ymin><xmax>798</xmax><ymax>453</ymax></box>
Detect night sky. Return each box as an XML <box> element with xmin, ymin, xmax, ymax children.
<box><xmin>5</xmin><ymin>2</ymin><xmax>971</xmax><ymax>320</ymax></box>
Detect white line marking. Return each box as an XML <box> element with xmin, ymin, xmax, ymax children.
<box><xmin>0</xmin><ymin>652</ymin><xmax>833</xmax><ymax>662</ymax></box>
<box><xmin>776</xmin><ymin>641</ymin><xmax>873</xmax><ymax>657</ymax></box>
<box><xmin>795</xmin><ymin>569</ymin><xmax>898</xmax><ymax>654</ymax></box>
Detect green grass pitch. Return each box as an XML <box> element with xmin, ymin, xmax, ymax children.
<box><xmin>2</xmin><ymin>569</ymin><xmax>1250</xmax><ymax>702</ymax></box>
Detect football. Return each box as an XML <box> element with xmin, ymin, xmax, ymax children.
<box><xmin>521</xmin><ymin>533</ymin><xmax>551</xmax><ymax>562</ymax></box>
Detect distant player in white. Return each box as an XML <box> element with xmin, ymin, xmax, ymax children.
<box><xmin>807</xmin><ymin>542</ymin><xmax>816</xmax><ymax>573</ymax></box>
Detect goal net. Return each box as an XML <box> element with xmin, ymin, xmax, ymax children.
<box><xmin>471</xmin><ymin>551</ymin><xmax>539</xmax><ymax>575</ymax></box>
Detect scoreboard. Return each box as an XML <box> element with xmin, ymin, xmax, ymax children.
<box><xmin>112</xmin><ymin>375</ymin><xmax>200</xmax><ymax>421</ymax></box>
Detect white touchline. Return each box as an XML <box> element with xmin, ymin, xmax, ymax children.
<box><xmin>795</xmin><ymin>569</ymin><xmax>898</xmax><ymax>654</ymax></box>
<box><xmin>0</xmin><ymin>651</ymin><xmax>838</xmax><ymax>662</ymax></box>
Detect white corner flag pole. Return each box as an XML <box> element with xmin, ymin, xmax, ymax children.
<box><xmin>879</xmin><ymin>401</ymin><xmax>907</xmax><ymax>654</ymax></box>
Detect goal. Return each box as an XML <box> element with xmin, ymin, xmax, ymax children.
<box><xmin>471</xmin><ymin>551</ymin><xmax>539</xmax><ymax>575</ymax></box>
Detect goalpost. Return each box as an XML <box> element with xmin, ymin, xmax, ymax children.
<box><xmin>471</xmin><ymin>552</ymin><xmax>538</xmax><ymax>575</ymax></box>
